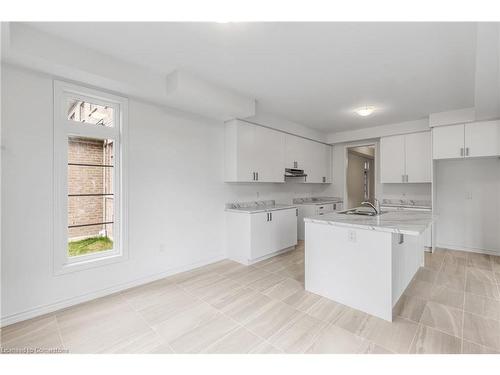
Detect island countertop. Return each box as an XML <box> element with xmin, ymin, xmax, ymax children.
<box><xmin>304</xmin><ymin>210</ymin><xmax>435</xmax><ymax>236</ymax></box>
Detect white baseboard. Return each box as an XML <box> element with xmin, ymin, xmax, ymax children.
<box><xmin>0</xmin><ymin>253</ymin><xmax>226</xmax><ymax>328</ymax></box>
<box><xmin>435</xmin><ymin>243</ymin><xmax>500</xmax><ymax>256</ymax></box>
<box><xmin>229</xmin><ymin>245</ymin><xmax>296</xmax><ymax>266</ymax></box>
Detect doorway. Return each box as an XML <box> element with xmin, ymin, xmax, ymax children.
<box><xmin>345</xmin><ymin>145</ymin><xmax>376</xmax><ymax>209</ymax></box>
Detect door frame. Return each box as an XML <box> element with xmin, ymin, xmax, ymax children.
<box><xmin>343</xmin><ymin>141</ymin><xmax>378</xmax><ymax>209</ymax></box>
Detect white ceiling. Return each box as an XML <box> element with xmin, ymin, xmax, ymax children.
<box><xmin>26</xmin><ymin>22</ymin><xmax>478</xmax><ymax>132</ymax></box>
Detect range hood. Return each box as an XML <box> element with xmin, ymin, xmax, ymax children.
<box><xmin>285</xmin><ymin>168</ymin><xmax>308</xmax><ymax>178</ymax></box>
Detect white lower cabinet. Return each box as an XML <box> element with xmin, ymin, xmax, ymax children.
<box><xmin>226</xmin><ymin>208</ymin><xmax>298</xmax><ymax>265</ymax></box>
<box><xmin>297</xmin><ymin>202</ymin><xmax>342</xmax><ymax>240</ymax></box>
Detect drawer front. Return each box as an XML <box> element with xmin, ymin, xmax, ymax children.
<box><xmin>316</xmin><ymin>203</ymin><xmax>334</xmax><ymax>215</ymax></box>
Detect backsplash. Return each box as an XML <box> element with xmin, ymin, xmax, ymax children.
<box><xmin>225</xmin><ymin>200</ymin><xmax>276</xmax><ymax>210</ymax></box>
<box><xmin>225</xmin><ymin>182</ymin><xmax>334</xmax><ymax>206</ymax></box>
<box><xmin>379</xmin><ymin>183</ymin><xmax>432</xmax><ymax>204</ymax></box>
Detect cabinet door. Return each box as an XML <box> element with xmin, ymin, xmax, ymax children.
<box><xmin>304</xmin><ymin>140</ymin><xmax>325</xmax><ymax>183</ymax></box>
<box><xmin>254</xmin><ymin>126</ymin><xmax>285</xmax><ymax>182</ymax></box>
<box><xmin>269</xmin><ymin>209</ymin><xmax>297</xmax><ymax>251</ymax></box>
<box><xmin>405</xmin><ymin>132</ymin><xmax>431</xmax><ymax>183</ymax></box>
<box><xmin>250</xmin><ymin>212</ymin><xmax>271</xmax><ymax>259</ymax></box>
<box><xmin>432</xmin><ymin>124</ymin><xmax>464</xmax><ymax>160</ymax></box>
<box><xmin>317</xmin><ymin>203</ymin><xmax>334</xmax><ymax>215</ymax></box>
<box><xmin>465</xmin><ymin>120</ymin><xmax>500</xmax><ymax>158</ymax></box>
<box><xmin>323</xmin><ymin>144</ymin><xmax>333</xmax><ymax>183</ymax></box>
<box><xmin>380</xmin><ymin>135</ymin><xmax>406</xmax><ymax>183</ymax></box>
<box><xmin>236</xmin><ymin>122</ymin><xmax>256</xmax><ymax>182</ymax></box>
<box><xmin>285</xmin><ymin>134</ymin><xmax>308</xmax><ymax>169</ymax></box>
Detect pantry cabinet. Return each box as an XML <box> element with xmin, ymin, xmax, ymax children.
<box><xmin>432</xmin><ymin>120</ymin><xmax>500</xmax><ymax>160</ymax></box>
<box><xmin>380</xmin><ymin>131</ymin><xmax>431</xmax><ymax>183</ymax></box>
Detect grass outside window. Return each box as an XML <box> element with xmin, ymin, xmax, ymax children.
<box><xmin>68</xmin><ymin>236</ymin><xmax>113</xmax><ymax>257</ymax></box>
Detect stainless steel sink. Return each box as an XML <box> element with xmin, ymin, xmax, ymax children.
<box><xmin>338</xmin><ymin>209</ymin><xmax>387</xmax><ymax>216</ymax></box>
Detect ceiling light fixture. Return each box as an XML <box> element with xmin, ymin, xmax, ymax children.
<box><xmin>355</xmin><ymin>106</ymin><xmax>376</xmax><ymax>117</ymax></box>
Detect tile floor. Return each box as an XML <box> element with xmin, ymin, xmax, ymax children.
<box><xmin>2</xmin><ymin>242</ymin><xmax>500</xmax><ymax>354</ymax></box>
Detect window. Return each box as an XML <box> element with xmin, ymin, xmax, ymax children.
<box><xmin>54</xmin><ymin>81</ymin><xmax>128</xmax><ymax>274</ymax></box>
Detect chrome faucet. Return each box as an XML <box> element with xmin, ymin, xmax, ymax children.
<box><xmin>361</xmin><ymin>199</ymin><xmax>380</xmax><ymax>215</ymax></box>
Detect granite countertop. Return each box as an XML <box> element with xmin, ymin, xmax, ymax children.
<box><xmin>225</xmin><ymin>200</ymin><xmax>297</xmax><ymax>214</ymax></box>
<box><xmin>293</xmin><ymin>196</ymin><xmax>343</xmax><ymax>205</ymax></box>
<box><xmin>304</xmin><ymin>209</ymin><xmax>435</xmax><ymax>236</ymax></box>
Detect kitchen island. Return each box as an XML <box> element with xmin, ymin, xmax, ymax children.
<box><xmin>304</xmin><ymin>210</ymin><xmax>435</xmax><ymax>321</ymax></box>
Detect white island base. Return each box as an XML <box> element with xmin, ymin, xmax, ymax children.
<box><xmin>305</xmin><ymin>222</ymin><xmax>424</xmax><ymax>322</ymax></box>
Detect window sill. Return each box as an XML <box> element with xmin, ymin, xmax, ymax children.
<box><xmin>54</xmin><ymin>250</ymin><xmax>128</xmax><ymax>275</ymax></box>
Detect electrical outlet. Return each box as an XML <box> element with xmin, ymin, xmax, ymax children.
<box><xmin>159</xmin><ymin>244</ymin><xmax>166</xmax><ymax>253</ymax></box>
<box><xmin>465</xmin><ymin>192</ymin><xmax>473</xmax><ymax>200</ymax></box>
<box><xmin>348</xmin><ymin>230</ymin><xmax>357</xmax><ymax>243</ymax></box>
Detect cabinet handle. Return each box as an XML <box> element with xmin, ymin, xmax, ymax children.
<box><xmin>465</xmin><ymin>147</ymin><xmax>469</xmax><ymax>157</ymax></box>
<box><xmin>460</xmin><ymin>148</ymin><xmax>464</xmax><ymax>157</ymax></box>
<box><xmin>253</xmin><ymin>172</ymin><xmax>255</xmax><ymax>181</ymax></box>
<box><xmin>270</xmin><ymin>212</ymin><xmax>272</xmax><ymax>221</ymax></box>
<box><xmin>402</xmin><ymin>174</ymin><xmax>405</xmax><ymax>183</ymax></box>
<box><xmin>266</xmin><ymin>212</ymin><xmax>269</xmax><ymax>221</ymax></box>
<box><xmin>256</xmin><ymin>172</ymin><xmax>259</xmax><ymax>181</ymax></box>
<box><xmin>296</xmin><ymin>208</ymin><xmax>298</xmax><ymax>216</ymax></box>
<box><xmin>405</xmin><ymin>175</ymin><xmax>408</xmax><ymax>183</ymax></box>
<box><xmin>322</xmin><ymin>177</ymin><xmax>326</xmax><ymax>183</ymax></box>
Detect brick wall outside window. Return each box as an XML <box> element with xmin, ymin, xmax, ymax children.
<box><xmin>68</xmin><ymin>138</ymin><xmax>114</xmax><ymax>240</ymax></box>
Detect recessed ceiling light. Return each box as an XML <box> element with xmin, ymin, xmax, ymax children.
<box><xmin>355</xmin><ymin>106</ymin><xmax>376</xmax><ymax>117</ymax></box>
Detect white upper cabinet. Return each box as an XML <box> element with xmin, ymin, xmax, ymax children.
<box><xmin>406</xmin><ymin>131</ymin><xmax>432</xmax><ymax>183</ymax></box>
<box><xmin>380</xmin><ymin>131</ymin><xmax>431</xmax><ymax>183</ymax></box>
<box><xmin>285</xmin><ymin>134</ymin><xmax>332</xmax><ymax>183</ymax></box>
<box><xmin>464</xmin><ymin>120</ymin><xmax>500</xmax><ymax>158</ymax></box>
<box><xmin>432</xmin><ymin>124</ymin><xmax>465</xmax><ymax>159</ymax></box>
<box><xmin>323</xmin><ymin>143</ymin><xmax>333</xmax><ymax>183</ymax></box>
<box><xmin>225</xmin><ymin>120</ymin><xmax>331</xmax><ymax>183</ymax></box>
<box><xmin>432</xmin><ymin>120</ymin><xmax>500</xmax><ymax>160</ymax></box>
<box><xmin>380</xmin><ymin>135</ymin><xmax>406</xmax><ymax>183</ymax></box>
<box><xmin>285</xmin><ymin>134</ymin><xmax>308</xmax><ymax>169</ymax></box>
<box><xmin>225</xmin><ymin>120</ymin><xmax>285</xmax><ymax>183</ymax></box>
<box><xmin>254</xmin><ymin>125</ymin><xmax>286</xmax><ymax>182</ymax></box>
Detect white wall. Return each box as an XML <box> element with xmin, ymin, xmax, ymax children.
<box><xmin>435</xmin><ymin>158</ymin><xmax>500</xmax><ymax>255</ymax></box>
<box><xmin>0</xmin><ymin>64</ymin><xmax>331</xmax><ymax>325</ymax></box>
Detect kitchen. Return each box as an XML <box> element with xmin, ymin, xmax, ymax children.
<box><xmin>2</xmin><ymin>19</ymin><xmax>500</xmax><ymax>361</ymax></box>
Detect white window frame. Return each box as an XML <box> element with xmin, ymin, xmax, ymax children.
<box><xmin>53</xmin><ymin>80</ymin><xmax>128</xmax><ymax>275</ymax></box>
